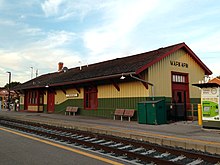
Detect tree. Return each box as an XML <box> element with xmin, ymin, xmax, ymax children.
<box><xmin>4</xmin><ymin>82</ymin><xmax>21</xmax><ymax>89</ymax></box>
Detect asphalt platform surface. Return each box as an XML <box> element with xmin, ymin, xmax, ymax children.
<box><xmin>0</xmin><ymin>110</ymin><xmax>220</xmax><ymax>155</ymax></box>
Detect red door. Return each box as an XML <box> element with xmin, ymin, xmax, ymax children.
<box><xmin>24</xmin><ymin>92</ymin><xmax>28</xmax><ymax>110</ymax></box>
<box><xmin>47</xmin><ymin>90</ymin><xmax>55</xmax><ymax>113</ymax></box>
<box><xmin>171</xmin><ymin>72</ymin><xmax>189</xmax><ymax>121</ymax></box>
<box><xmin>172</xmin><ymin>90</ymin><xmax>186</xmax><ymax>120</ymax></box>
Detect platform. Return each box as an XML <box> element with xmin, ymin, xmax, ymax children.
<box><xmin>0</xmin><ymin>111</ymin><xmax>220</xmax><ymax>155</ymax></box>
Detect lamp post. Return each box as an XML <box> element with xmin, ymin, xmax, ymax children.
<box><xmin>30</xmin><ymin>67</ymin><xmax>33</xmax><ymax>79</ymax></box>
<box><xmin>6</xmin><ymin>71</ymin><xmax>11</xmax><ymax>111</ymax></box>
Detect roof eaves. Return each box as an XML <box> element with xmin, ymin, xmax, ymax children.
<box><xmin>136</xmin><ymin>43</ymin><xmax>185</xmax><ymax>74</ymax></box>
<box><xmin>17</xmin><ymin>85</ymin><xmax>46</xmax><ymax>90</ymax></box>
<box><xmin>192</xmin><ymin>82</ymin><xmax>220</xmax><ymax>88</ymax></box>
<box><xmin>183</xmin><ymin>44</ymin><xmax>212</xmax><ymax>75</ymax></box>
<box><xmin>136</xmin><ymin>43</ymin><xmax>212</xmax><ymax>75</ymax></box>
<box><xmin>49</xmin><ymin>71</ymin><xmax>136</xmax><ymax>87</ymax></box>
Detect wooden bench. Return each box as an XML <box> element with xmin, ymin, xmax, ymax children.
<box><xmin>114</xmin><ymin>109</ymin><xmax>135</xmax><ymax>121</ymax></box>
<box><xmin>123</xmin><ymin>109</ymin><xmax>135</xmax><ymax>122</ymax></box>
<box><xmin>65</xmin><ymin>106</ymin><xmax>78</xmax><ymax>116</ymax></box>
<box><xmin>114</xmin><ymin>109</ymin><xmax>125</xmax><ymax>121</ymax></box>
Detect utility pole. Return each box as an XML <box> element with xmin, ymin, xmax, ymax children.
<box><xmin>36</xmin><ymin>69</ymin><xmax>38</xmax><ymax>78</ymax></box>
<box><xmin>30</xmin><ymin>67</ymin><xmax>33</xmax><ymax>79</ymax></box>
<box><xmin>6</xmin><ymin>71</ymin><xmax>11</xmax><ymax>111</ymax></box>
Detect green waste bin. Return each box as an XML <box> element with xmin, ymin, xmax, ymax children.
<box><xmin>138</xmin><ymin>100</ymin><xmax>167</xmax><ymax>125</ymax></box>
<box><xmin>138</xmin><ymin>102</ymin><xmax>147</xmax><ymax>124</ymax></box>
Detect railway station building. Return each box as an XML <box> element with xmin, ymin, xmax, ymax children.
<box><xmin>15</xmin><ymin>42</ymin><xmax>212</xmax><ymax>122</ymax></box>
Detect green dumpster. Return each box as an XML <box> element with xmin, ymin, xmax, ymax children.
<box><xmin>138</xmin><ymin>102</ymin><xmax>147</xmax><ymax>124</ymax></box>
<box><xmin>138</xmin><ymin>100</ymin><xmax>167</xmax><ymax>125</ymax></box>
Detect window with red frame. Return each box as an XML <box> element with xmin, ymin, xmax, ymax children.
<box><xmin>28</xmin><ymin>90</ymin><xmax>38</xmax><ymax>105</ymax></box>
<box><xmin>84</xmin><ymin>86</ymin><xmax>98</xmax><ymax>110</ymax></box>
<box><xmin>172</xmin><ymin>74</ymin><xmax>188</xmax><ymax>83</ymax></box>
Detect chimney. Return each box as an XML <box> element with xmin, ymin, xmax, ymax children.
<box><xmin>58</xmin><ymin>62</ymin><xmax>63</xmax><ymax>72</ymax></box>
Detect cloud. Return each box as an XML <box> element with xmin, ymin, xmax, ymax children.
<box><xmin>0</xmin><ymin>50</ymin><xmax>26</xmax><ymax>85</ymax></box>
<box><xmin>20</xmin><ymin>30</ymin><xmax>80</xmax><ymax>72</ymax></box>
<box><xmin>190</xmin><ymin>31</ymin><xmax>220</xmax><ymax>77</ymax></box>
<box><xmin>82</xmin><ymin>0</ymin><xmax>158</xmax><ymax>56</ymax></box>
<box><xmin>28</xmin><ymin>30</ymin><xmax>76</xmax><ymax>49</ymax></box>
<box><xmin>0</xmin><ymin>19</ymin><xmax>16</xmax><ymax>26</ymax></box>
<box><xmin>80</xmin><ymin>0</ymin><xmax>220</xmax><ymax>76</ymax></box>
<box><xmin>0</xmin><ymin>29</ymin><xmax>80</xmax><ymax>86</ymax></box>
<box><xmin>0</xmin><ymin>48</ymin><xmax>81</xmax><ymax>86</ymax></box>
<box><xmin>41</xmin><ymin>0</ymin><xmax>65</xmax><ymax>17</ymax></box>
<box><xmin>22</xmin><ymin>48</ymin><xmax>81</xmax><ymax>71</ymax></box>
<box><xmin>191</xmin><ymin>33</ymin><xmax>220</xmax><ymax>54</ymax></box>
<box><xmin>41</xmin><ymin>0</ymin><xmax>97</xmax><ymax>19</ymax></box>
<box><xmin>0</xmin><ymin>51</ymin><xmax>22</xmax><ymax>69</ymax></box>
<box><xmin>20</xmin><ymin>27</ymin><xmax>43</xmax><ymax>36</ymax></box>
<box><xmin>1</xmin><ymin>0</ymin><xmax>220</xmax><ymax>86</ymax></box>
<box><xmin>41</xmin><ymin>0</ymin><xmax>120</xmax><ymax>21</ymax></box>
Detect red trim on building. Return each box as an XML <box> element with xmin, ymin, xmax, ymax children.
<box><xmin>47</xmin><ymin>90</ymin><xmax>55</xmax><ymax>113</ymax></box>
<box><xmin>171</xmin><ymin>72</ymin><xmax>190</xmax><ymax>120</ymax></box>
<box><xmin>84</xmin><ymin>86</ymin><xmax>98</xmax><ymax>110</ymax></box>
<box><xmin>136</xmin><ymin>43</ymin><xmax>212</xmax><ymax>75</ymax></box>
<box><xmin>182</xmin><ymin>44</ymin><xmax>212</xmax><ymax>75</ymax></box>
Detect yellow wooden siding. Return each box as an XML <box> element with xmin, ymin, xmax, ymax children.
<box><xmin>20</xmin><ymin>94</ymin><xmax>24</xmax><ymax>104</ymax></box>
<box><xmin>148</xmin><ymin>49</ymin><xmax>204</xmax><ymax>98</ymax></box>
<box><xmin>39</xmin><ymin>105</ymin><xmax>44</xmax><ymax>112</ymax></box>
<box><xmin>44</xmin><ymin>93</ymin><xmax>47</xmax><ymax>104</ymax></box>
<box><xmin>53</xmin><ymin>82</ymin><xmax>148</xmax><ymax>101</ymax></box>
<box><xmin>28</xmin><ymin>105</ymin><xmax>38</xmax><ymax>111</ymax></box>
<box><xmin>55</xmin><ymin>88</ymin><xmax>83</xmax><ymax>104</ymax></box>
<box><xmin>98</xmin><ymin>81</ymin><xmax>149</xmax><ymax>98</ymax></box>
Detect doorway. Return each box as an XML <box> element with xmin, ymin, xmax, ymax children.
<box><xmin>171</xmin><ymin>72</ymin><xmax>189</xmax><ymax>121</ymax></box>
<box><xmin>24</xmin><ymin>91</ymin><xmax>28</xmax><ymax>111</ymax></box>
<box><xmin>172</xmin><ymin>90</ymin><xmax>187</xmax><ymax>120</ymax></box>
<box><xmin>47</xmin><ymin>90</ymin><xmax>55</xmax><ymax>113</ymax></box>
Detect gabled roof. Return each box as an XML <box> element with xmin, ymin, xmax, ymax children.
<box><xmin>208</xmin><ymin>77</ymin><xmax>220</xmax><ymax>85</ymax></box>
<box><xmin>15</xmin><ymin>42</ymin><xmax>212</xmax><ymax>90</ymax></box>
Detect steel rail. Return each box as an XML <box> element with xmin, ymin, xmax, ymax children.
<box><xmin>0</xmin><ymin>118</ymin><xmax>219</xmax><ymax>164</ymax></box>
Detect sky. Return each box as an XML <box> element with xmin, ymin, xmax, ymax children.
<box><xmin>0</xmin><ymin>0</ymin><xmax>220</xmax><ymax>87</ymax></box>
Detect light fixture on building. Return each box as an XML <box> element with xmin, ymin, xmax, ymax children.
<box><xmin>120</xmin><ymin>73</ymin><xmax>125</xmax><ymax>80</ymax></box>
<box><xmin>45</xmin><ymin>85</ymin><xmax>49</xmax><ymax>88</ymax></box>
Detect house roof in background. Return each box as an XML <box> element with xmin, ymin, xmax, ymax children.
<box><xmin>208</xmin><ymin>77</ymin><xmax>220</xmax><ymax>85</ymax></box>
<box><xmin>14</xmin><ymin>42</ymin><xmax>212</xmax><ymax>90</ymax></box>
<box><xmin>0</xmin><ymin>88</ymin><xmax>8</xmax><ymax>95</ymax></box>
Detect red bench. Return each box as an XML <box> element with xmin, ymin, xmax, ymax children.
<box><xmin>114</xmin><ymin>109</ymin><xmax>125</xmax><ymax>121</ymax></box>
<box><xmin>65</xmin><ymin>106</ymin><xmax>78</xmax><ymax>116</ymax></box>
<box><xmin>123</xmin><ymin>109</ymin><xmax>135</xmax><ymax>122</ymax></box>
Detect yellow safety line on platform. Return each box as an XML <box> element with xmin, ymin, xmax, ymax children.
<box><xmin>0</xmin><ymin>127</ymin><xmax>124</xmax><ymax>165</ymax></box>
<box><xmin>93</xmin><ymin>125</ymin><xmax>220</xmax><ymax>146</ymax></box>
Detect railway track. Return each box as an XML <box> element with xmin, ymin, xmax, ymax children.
<box><xmin>0</xmin><ymin>117</ymin><xmax>219</xmax><ymax>165</ymax></box>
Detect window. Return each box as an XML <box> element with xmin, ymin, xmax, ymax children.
<box><xmin>84</xmin><ymin>86</ymin><xmax>98</xmax><ymax>110</ymax></box>
<box><xmin>39</xmin><ymin>93</ymin><xmax>43</xmax><ymax>105</ymax></box>
<box><xmin>172</xmin><ymin>74</ymin><xmax>187</xmax><ymax>83</ymax></box>
<box><xmin>28</xmin><ymin>90</ymin><xmax>38</xmax><ymax>105</ymax></box>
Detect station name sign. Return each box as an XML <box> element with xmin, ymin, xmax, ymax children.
<box><xmin>170</xmin><ymin>61</ymin><xmax>188</xmax><ymax>68</ymax></box>
<box><xmin>66</xmin><ymin>93</ymin><xmax>78</xmax><ymax>98</ymax></box>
